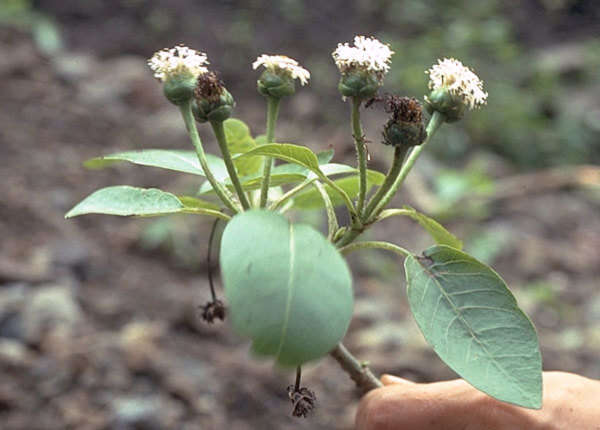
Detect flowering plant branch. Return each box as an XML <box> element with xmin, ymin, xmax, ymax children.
<box><xmin>66</xmin><ymin>37</ymin><xmax>543</xmax><ymax>416</ymax></box>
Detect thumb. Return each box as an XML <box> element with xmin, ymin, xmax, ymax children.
<box><xmin>381</xmin><ymin>374</ymin><xmax>416</xmax><ymax>386</ymax></box>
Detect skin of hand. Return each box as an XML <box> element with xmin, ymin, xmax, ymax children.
<box><xmin>355</xmin><ymin>371</ymin><xmax>600</xmax><ymax>430</ymax></box>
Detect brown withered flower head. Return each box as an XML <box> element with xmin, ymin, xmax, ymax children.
<box><xmin>195</xmin><ymin>71</ymin><xmax>225</xmax><ymax>102</ymax></box>
<box><xmin>287</xmin><ymin>385</ymin><xmax>316</xmax><ymax>418</ymax></box>
<box><xmin>200</xmin><ymin>299</ymin><xmax>226</xmax><ymax>324</ymax></box>
<box><xmin>382</xmin><ymin>96</ymin><xmax>427</xmax><ymax>147</ymax></box>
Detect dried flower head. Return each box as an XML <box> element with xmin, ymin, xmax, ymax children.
<box><xmin>252</xmin><ymin>55</ymin><xmax>310</xmax><ymax>85</ymax></box>
<box><xmin>381</xmin><ymin>96</ymin><xmax>427</xmax><ymax>147</ymax></box>
<box><xmin>426</xmin><ymin>58</ymin><xmax>487</xmax><ymax>109</ymax></box>
<box><xmin>195</xmin><ymin>71</ymin><xmax>225</xmax><ymax>102</ymax></box>
<box><xmin>332</xmin><ymin>36</ymin><xmax>394</xmax><ymax>79</ymax></box>
<box><xmin>200</xmin><ymin>300</ymin><xmax>226</xmax><ymax>324</ymax></box>
<box><xmin>287</xmin><ymin>385</ymin><xmax>316</xmax><ymax>418</ymax></box>
<box><xmin>148</xmin><ymin>45</ymin><xmax>209</xmax><ymax>82</ymax></box>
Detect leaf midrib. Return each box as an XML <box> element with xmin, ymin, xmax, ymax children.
<box><xmin>275</xmin><ymin>223</ymin><xmax>296</xmax><ymax>361</ymax></box>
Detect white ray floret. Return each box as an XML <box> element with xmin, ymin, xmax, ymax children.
<box><xmin>426</xmin><ymin>58</ymin><xmax>488</xmax><ymax>109</ymax></box>
<box><xmin>252</xmin><ymin>54</ymin><xmax>310</xmax><ymax>85</ymax></box>
<box><xmin>148</xmin><ymin>45</ymin><xmax>209</xmax><ymax>82</ymax></box>
<box><xmin>332</xmin><ymin>35</ymin><xmax>394</xmax><ymax>76</ymax></box>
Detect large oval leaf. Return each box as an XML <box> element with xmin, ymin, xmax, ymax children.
<box><xmin>404</xmin><ymin>245</ymin><xmax>542</xmax><ymax>409</ymax></box>
<box><xmin>66</xmin><ymin>186</ymin><xmax>229</xmax><ymax>220</ymax></box>
<box><xmin>84</xmin><ymin>150</ymin><xmax>228</xmax><ymax>179</ymax></box>
<box><xmin>220</xmin><ymin>210</ymin><xmax>353</xmax><ymax>366</ymax></box>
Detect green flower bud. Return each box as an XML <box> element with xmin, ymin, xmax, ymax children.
<box><xmin>381</xmin><ymin>96</ymin><xmax>427</xmax><ymax>147</ymax></box>
<box><xmin>147</xmin><ymin>45</ymin><xmax>209</xmax><ymax>106</ymax></box>
<box><xmin>257</xmin><ymin>70</ymin><xmax>296</xmax><ymax>99</ymax></box>
<box><xmin>424</xmin><ymin>88</ymin><xmax>466</xmax><ymax>123</ymax></box>
<box><xmin>193</xmin><ymin>89</ymin><xmax>235</xmax><ymax>123</ymax></box>
<box><xmin>193</xmin><ymin>72</ymin><xmax>235</xmax><ymax>123</ymax></box>
<box><xmin>424</xmin><ymin>58</ymin><xmax>488</xmax><ymax>122</ymax></box>
<box><xmin>337</xmin><ymin>72</ymin><xmax>381</xmax><ymax>99</ymax></box>
<box><xmin>252</xmin><ymin>54</ymin><xmax>310</xmax><ymax>99</ymax></box>
<box><xmin>163</xmin><ymin>74</ymin><xmax>198</xmax><ymax>106</ymax></box>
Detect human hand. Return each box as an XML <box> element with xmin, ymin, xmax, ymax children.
<box><xmin>356</xmin><ymin>371</ymin><xmax>600</xmax><ymax>430</ymax></box>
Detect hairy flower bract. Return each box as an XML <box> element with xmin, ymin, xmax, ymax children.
<box><xmin>252</xmin><ymin>55</ymin><xmax>310</xmax><ymax>85</ymax></box>
<box><xmin>148</xmin><ymin>45</ymin><xmax>209</xmax><ymax>82</ymax></box>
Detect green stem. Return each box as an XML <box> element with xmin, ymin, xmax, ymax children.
<box><xmin>363</xmin><ymin>145</ymin><xmax>410</xmax><ymax>219</ymax></box>
<box><xmin>179</xmin><ymin>102</ymin><xmax>240</xmax><ymax>213</ymax></box>
<box><xmin>329</xmin><ymin>343</ymin><xmax>382</xmax><ymax>393</ymax></box>
<box><xmin>259</xmin><ymin>97</ymin><xmax>281</xmax><ymax>207</ymax></box>
<box><xmin>366</xmin><ymin>111</ymin><xmax>445</xmax><ymax>222</ymax></box>
<box><xmin>319</xmin><ymin>173</ymin><xmax>360</xmax><ymax>226</ymax></box>
<box><xmin>334</xmin><ymin>225</ymin><xmax>365</xmax><ymax>248</ymax></box>
<box><xmin>352</xmin><ymin>97</ymin><xmax>368</xmax><ymax>217</ymax></box>
<box><xmin>210</xmin><ymin>120</ymin><xmax>251</xmax><ymax>210</ymax></box>
<box><xmin>268</xmin><ymin>178</ymin><xmax>315</xmax><ymax>211</ymax></box>
<box><xmin>180</xmin><ymin>208</ymin><xmax>232</xmax><ymax>221</ymax></box>
<box><xmin>338</xmin><ymin>240</ymin><xmax>411</xmax><ymax>258</ymax></box>
<box><xmin>313</xmin><ymin>180</ymin><xmax>339</xmax><ymax>241</ymax></box>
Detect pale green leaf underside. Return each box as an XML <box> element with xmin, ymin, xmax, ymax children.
<box><xmin>84</xmin><ymin>150</ymin><xmax>228</xmax><ymax>180</ymax></box>
<box><xmin>404</xmin><ymin>245</ymin><xmax>542</xmax><ymax>409</ymax></box>
<box><xmin>379</xmin><ymin>206</ymin><xmax>463</xmax><ymax>249</ymax></box>
<box><xmin>65</xmin><ymin>186</ymin><xmax>227</xmax><ymax>219</ymax></box>
<box><xmin>220</xmin><ymin>210</ymin><xmax>353</xmax><ymax>366</ymax></box>
<box><xmin>292</xmin><ymin>170</ymin><xmax>385</xmax><ymax>209</ymax></box>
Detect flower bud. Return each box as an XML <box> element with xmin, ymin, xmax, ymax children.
<box><xmin>381</xmin><ymin>96</ymin><xmax>427</xmax><ymax>147</ymax></box>
<box><xmin>252</xmin><ymin>54</ymin><xmax>310</xmax><ymax>99</ymax></box>
<box><xmin>163</xmin><ymin>74</ymin><xmax>198</xmax><ymax>106</ymax></box>
<box><xmin>424</xmin><ymin>88</ymin><xmax>466</xmax><ymax>123</ymax></box>
<box><xmin>332</xmin><ymin>36</ymin><xmax>394</xmax><ymax>101</ymax></box>
<box><xmin>338</xmin><ymin>72</ymin><xmax>380</xmax><ymax>99</ymax></box>
<box><xmin>147</xmin><ymin>45</ymin><xmax>209</xmax><ymax>106</ymax></box>
<box><xmin>424</xmin><ymin>58</ymin><xmax>487</xmax><ymax>122</ymax></box>
<box><xmin>257</xmin><ymin>70</ymin><xmax>296</xmax><ymax>98</ymax></box>
<box><xmin>193</xmin><ymin>72</ymin><xmax>235</xmax><ymax>123</ymax></box>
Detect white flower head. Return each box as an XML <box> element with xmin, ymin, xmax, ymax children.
<box><xmin>426</xmin><ymin>58</ymin><xmax>488</xmax><ymax>109</ymax></box>
<box><xmin>148</xmin><ymin>45</ymin><xmax>209</xmax><ymax>82</ymax></box>
<box><xmin>332</xmin><ymin>35</ymin><xmax>394</xmax><ymax>78</ymax></box>
<box><xmin>252</xmin><ymin>54</ymin><xmax>310</xmax><ymax>85</ymax></box>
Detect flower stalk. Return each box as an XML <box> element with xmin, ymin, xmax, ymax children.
<box><xmin>179</xmin><ymin>101</ymin><xmax>240</xmax><ymax>213</ymax></box>
<box><xmin>366</xmin><ymin>111</ymin><xmax>445</xmax><ymax>222</ymax></box>
<box><xmin>352</xmin><ymin>97</ymin><xmax>368</xmax><ymax>218</ymax></box>
<box><xmin>210</xmin><ymin>120</ymin><xmax>251</xmax><ymax>210</ymax></box>
<box><xmin>259</xmin><ymin>96</ymin><xmax>281</xmax><ymax>207</ymax></box>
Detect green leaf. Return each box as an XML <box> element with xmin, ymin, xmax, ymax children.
<box><xmin>220</xmin><ymin>210</ymin><xmax>353</xmax><ymax>366</ymax></box>
<box><xmin>236</xmin><ymin>143</ymin><xmax>321</xmax><ymax>173</ymax></box>
<box><xmin>223</xmin><ymin>118</ymin><xmax>251</xmax><ymax>146</ymax></box>
<box><xmin>292</xmin><ymin>170</ymin><xmax>385</xmax><ymax>209</ymax></box>
<box><xmin>84</xmin><ymin>150</ymin><xmax>228</xmax><ymax>180</ymax></box>
<box><xmin>317</xmin><ymin>149</ymin><xmax>335</xmax><ymax>164</ymax></box>
<box><xmin>223</xmin><ymin>118</ymin><xmax>262</xmax><ymax>177</ymax></box>
<box><xmin>176</xmin><ymin>196</ymin><xmax>220</xmax><ymax>211</ymax></box>
<box><xmin>66</xmin><ymin>186</ymin><xmax>229</xmax><ymax>220</ymax></box>
<box><xmin>65</xmin><ymin>186</ymin><xmax>184</xmax><ymax>217</ymax></box>
<box><xmin>404</xmin><ymin>245</ymin><xmax>542</xmax><ymax>409</ymax></box>
<box><xmin>379</xmin><ymin>206</ymin><xmax>463</xmax><ymax>249</ymax></box>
